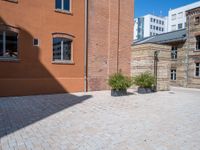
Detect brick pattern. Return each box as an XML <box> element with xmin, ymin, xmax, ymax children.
<box><xmin>131</xmin><ymin>44</ymin><xmax>171</xmax><ymax>91</ymax></box>
<box><xmin>87</xmin><ymin>0</ymin><xmax>134</xmax><ymax>91</ymax></box>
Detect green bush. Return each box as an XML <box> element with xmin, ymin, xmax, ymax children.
<box><xmin>108</xmin><ymin>72</ymin><xmax>133</xmax><ymax>90</ymax></box>
<box><xmin>133</xmin><ymin>72</ymin><xmax>155</xmax><ymax>88</ymax></box>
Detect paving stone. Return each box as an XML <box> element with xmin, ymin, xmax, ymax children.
<box><xmin>0</xmin><ymin>87</ymin><xmax>200</xmax><ymax>150</ymax></box>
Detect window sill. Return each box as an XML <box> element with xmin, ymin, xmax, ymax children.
<box><xmin>171</xmin><ymin>59</ymin><xmax>178</xmax><ymax>61</ymax></box>
<box><xmin>194</xmin><ymin>49</ymin><xmax>200</xmax><ymax>52</ymax></box>
<box><xmin>55</xmin><ymin>9</ymin><xmax>73</xmax><ymax>16</ymax></box>
<box><xmin>194</xmin><ymin>76</ymin><xmax>200</xmax><ymax>79</ymax></box>
<box><xmin>0</xmin><ymin>58</ymin><xmax>19</xmax><ymax>62</ymax></box>
<box><xmin>3</xmin><ymin>0</ymin><xmax>18</xmax><ymax>3</ymax></box>
<box><xmin>52</xmin><ymin>61</ymin><xmax>75</xmax><ymax>65</ymax></box>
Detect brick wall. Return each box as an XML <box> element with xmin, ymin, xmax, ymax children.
<box><xmin>87</xmin><ymin>0</ymin><xmax>134</xmax><ymax>91</ymax></box>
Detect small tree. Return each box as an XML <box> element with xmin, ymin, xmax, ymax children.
<box><xmin>108</xmin><ymin>72</ymin><xmax>133</xmax><ymax>90</ymax></box>
<box><xmin>133</xmin><ymin>72</ymin><xmax>155</xmax><ymax>88</ymax></box>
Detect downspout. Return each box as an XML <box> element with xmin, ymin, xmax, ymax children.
<box><xmin>185</xmin><ymin>14</ymin><xmax>190</xmax><ymax>87</ymax></box>
<box><xmin>117</xmin><ymin>0</ymin><xmax>121</xmax><ymax>72</ymax></box>
<box><xmin>84</xmin><ymin>0</ymin><xmax>88</xmax><ymax>92</ymax></box>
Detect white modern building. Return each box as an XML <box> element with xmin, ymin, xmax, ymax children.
<box><xmin>168</xmin><ymin>1</ymin><xmax>200</xmax><ymax>31</ymax></box>
<box><xmin>134</xmin><ymin>14</ymin><xmax>167</xmax><ymax>40</ymax></box>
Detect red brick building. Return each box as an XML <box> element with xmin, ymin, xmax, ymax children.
<box><xmin>0</xmin><ymin>0</ymin><xmax>134</xmax><ymax>96</ymax></box>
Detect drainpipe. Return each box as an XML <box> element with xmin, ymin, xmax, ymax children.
<box><xmin>84</xmin><ymin>0</ymin><xmax>88</xmax><ymax>92</ymax></box>
<box><xmin>185</xmin><ymin>15</ymin><xmax>190</xmax><ymax>87</ymax></box>
<box><xmin>117</xmin><ymin>0</ymin><xmax>121</xmax><ymax>73</ymax></box>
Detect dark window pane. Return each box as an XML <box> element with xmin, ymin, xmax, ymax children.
<box><xmin>5</xmin><ymin>31</ymin><xmax>18</xmax><ymax>58</ymax></box>
<box><xmin>0</xmin><ymin>32</ymin><xmax>3</xmax><ymax>56</ymax></box>
<box><xmin>56</xmin><ymin>0</ymin><xmax>62</xmax><ymax>9</ymax></box>
<box><xmin>63</xmin><ymin>39</ymin><xmax>71</xmax><ymax>61</ymax></box>
<box><xmin>53</xmin><ymin>38</ymin><xmax>62</xmax><ymax>60</ymax></box>
<box><xmin>63</xmin><ymin>0</ymin><xmax>70</xmax><ymax>11</ymax></box>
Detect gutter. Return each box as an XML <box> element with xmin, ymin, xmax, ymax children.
<box><xmin>84</xmin><ymin>0</ymin><xmax>88</xmax><ymax>92</ymax></box>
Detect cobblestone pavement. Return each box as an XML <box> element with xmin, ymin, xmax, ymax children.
<box><xmin>0</xmin><ymin>87</ymin><xmax>200</xmax><ymax>150</ymax></box>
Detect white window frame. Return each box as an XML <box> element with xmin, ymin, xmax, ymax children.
<box><xmin>52</xmin><ymin>37</ymin><xmax>73</xmax><ymax>64</ymax></box>
<box><xmin>171</xmin><ymin>69</ymin><xmax>176</xmax><ymax>81</ymax></box>
<box><xmin>55</xmin><ymin>0</ymin><xmax>72</xmax><ymax>13</ymax></box>
<box><xmin>171</xmin><ymin>46</ymin><xmax>178</xmax><ymax>60</ymax></box>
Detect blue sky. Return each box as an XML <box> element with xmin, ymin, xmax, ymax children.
<box><xmin>135</xmin><ymin>0</ymin><xmax>200</xmax><ymax>17</ymax></box>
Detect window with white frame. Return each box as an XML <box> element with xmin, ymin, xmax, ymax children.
<box><xmin>171</xmin><ymin>69</ymin><xmax>176</xmax><ymax>80</ymax></box>
<box><xmin>195</xmin><ymin>63</ymin><xmax>200</xmax><ymax>77</ymax></box>
<box><xmin>0</xmin><ymin>29</ymin><xmax>18</xmax><ymax>59</ymax></box>
<box><xmin>55</xmin><ymin>0</ymin><xmax>71</xmax><ymax>12</ymax></box>
<box><xmin>196</xmin><ymin>36</ymin><xmax>200</xmax><ymax>50</ymax></box>
<box><xmin>171</xmin><ymin>46</ymin><xmax>178</xmax><ymax>60</ymax></box>
<box><xmin>53</xmin><ymin>37</ymin><xmax>72</xmax><ymax>62</ymax></box>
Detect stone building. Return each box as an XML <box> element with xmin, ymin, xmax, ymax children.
<box><xmin>133</xmin><ymin>7</ymin><xmax>200</xmax><ymax>89</ymax></box>
<box><xmin>131</xmin><ymin>44</ymin><xmax>171</xmax><ymax>91</ymax></box>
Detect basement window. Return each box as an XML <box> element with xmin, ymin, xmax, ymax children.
<box><xmin>55</xmin><ymin>0</ymin><xmax>71</xmax><ymax>12</ymax></box>
<box><xmin>53</xmin><ymin>37</ymin><xmax>73</xmax><ymax>63</ymax></box>
<box><xmin>0</xmin><ymin>29</ymin><xmax>18</xmax><ymax>60</ymax></box>
<box><xmin>171</xmin><ymin>69</ymin><xmax>176</xmax><ymax>81</ymax></box>
<box><xmin>196</xmin><ymin>36</ymin><xmax>200</xmax><ymax>50</ymax></box>
<box><xmin>195</xmin><ymin>63</ymin><xmax>200</xmax><ymax>77</ymax></box>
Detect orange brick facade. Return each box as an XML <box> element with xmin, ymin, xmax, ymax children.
<box><xmin>87</xmin><ymin>0</ymin><xmax>134</xmax><ymax>91</ymax></box>
<box><xmin>0</xmin><ymin>0</ymin><xmax>134</xmax><ymax>96</ymax></box>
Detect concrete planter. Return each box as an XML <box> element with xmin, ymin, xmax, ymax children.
<box><xmin>138</xmin><ymin>87</ymin><xmax>154</xmax><ymax>94</ymax></box>
<box><xmin>111</xmin><ymin>89</ymin><xmax>127</xmax><ymax>97</ymax></box>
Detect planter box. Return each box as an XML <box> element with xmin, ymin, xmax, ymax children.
<box><xmin>111</xmin><ymin>89</ymin><xmax>127</xmax><ymax>97</ymax></box>
<box><xmin>138</xmin><ymin>87</ymin><xmax>154</xmax><ymax>94</ymax></box>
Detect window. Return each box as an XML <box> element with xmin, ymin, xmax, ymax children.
<box><xmin>171</xmin><ymin>69</ymin><xmax>176</xmax><ymax>80</ymax></box>
<box><xmin>150</xmin><ymin>25</ymin><xmax>152</xmax><ymax>29</ymax></box>
<box><xmin>171</xmin><ymin>25</ymin><xmax>176</xmax><ymax>31</ymax></box>
<box><xmin>33</xmin><ymin>38</ymin><xmax>39</xmax><ymax>46</ymax></box>
<box><xmin>153</xmin><ymin>26</ymin><xmax>155</xmax><ymax>30</ymax></box>
<box><xmin>195</xmin><ymin>63</ymin><xmax>200</xmax><ymax>77</ymax></box>
<box><xmin>0</xmin><ymin>29</ymin><xmax>18</xmax><ymax>60</ymax></box>
<box><xmin>196</xmin><ymin>36</ymin><xmax>200</xmax><ymax>50</ymax></box>
<box><xmin>151</xmin><ymin>18</ymin><xmax>153</xmax><ymax>22</ymax></box>
<box><xmin>195</xmin><ymin>16</ymin><xmax>200</xmax><ymax>25</ymax></box>
<box><xmin>172</xmin><ymin>14</ymin><xmax>176</xmax><ymax>20</ymax></box>
<box><xmin>159</xmin><ymin>20</ymin><xmax>161</xmax><ymax>24</ymax></box>
<box><xmin>156</xmin><ymin>26</ymin><xmax>158</xmax><ymax>30</ymax></box>
<box><xmin>53</xmin><ymin>37</ymin><xmax>72</xmax><ymax>63</ymax></box>
<box><xmin>171</xmin><ymin>46</ymin><xmax>177</xmax><ymax>60</ymax></box>
<box><xmin>178</xmin><ymin>23</ymin><xmax>183</xmax><ymax>29</ymax></box>
<box><xmin>153</xmin><ymin>19</ymin><xmax>156</xmax><ymax>23</ymax></box>
<box><xmin>55</xmin><ymin>0</ymin><xmax>71</xmax><ymax>12</ymax></box>
<box><xmin>162</xmin><ymin>21</ymin><xmax>164</xmax><ymax>25</ymax></box>
<box><xmin>150</xmin><ymin>32</ymin><xmax>152</xmax><ymax>36</ymax></box>
<box><xmin>178</xmin><ymin>12</ymin><xmax>183</xmax><ymax>19</ymax></box>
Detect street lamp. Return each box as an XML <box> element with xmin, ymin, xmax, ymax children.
<box><xmin>154</xmin><ymin>50</ymin><xmax>160</xmax><ymax>92</ymax></box>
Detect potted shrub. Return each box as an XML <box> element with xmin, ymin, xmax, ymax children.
<box><xmin>133</xmin><ymin>72</ymin><xmax>155</xmax><ymax>94</ymax></box>
<box><xmin>108</xmin><ymin>72</ymin><xmax>133</xmax><ymax>96</ymax></box>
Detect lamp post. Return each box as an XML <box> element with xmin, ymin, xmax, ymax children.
<box><xmin>154</xmin><ymin>50</ymin><xmax>160</xmax><ymax>92</ymax></box>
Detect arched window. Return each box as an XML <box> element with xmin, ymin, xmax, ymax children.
<box><xmin>52</xmin><ymin>33</ymin><xmax>74</xmax><ymax>63</ymax></box>
<box><xmin>0</xmin><ymin>24</ymin><xmax>19</xmax><ymax>60</ymax></box>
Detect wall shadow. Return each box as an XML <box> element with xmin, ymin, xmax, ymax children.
<box><xmin>0</xmin><ymin>17</ymin><xmax>92</xmax><ymax>138</ymax></box>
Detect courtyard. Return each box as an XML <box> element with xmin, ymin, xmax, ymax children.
<box><xmin>0</xmin><ymin>87</ymin><xmax>200</xmax><ymax>150</ymax></box>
